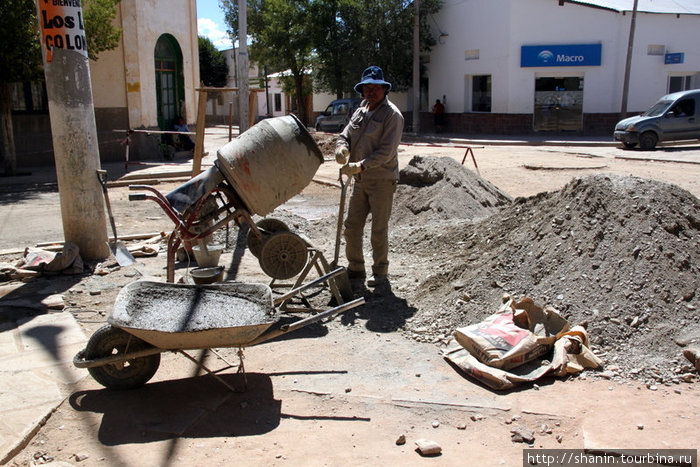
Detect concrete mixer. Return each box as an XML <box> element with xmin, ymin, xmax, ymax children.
<box><xmin>128</xmin><ymin>114</ymin><xmax>347</xmax><ymax>302</ymax></box>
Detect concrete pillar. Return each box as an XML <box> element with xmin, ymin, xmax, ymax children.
<box><xmin>36</xmin><ymin>0</ymin><xmax>109</xmax><ymax>260</ymax></box>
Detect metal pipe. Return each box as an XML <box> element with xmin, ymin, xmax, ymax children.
<box><xmin>273</xmin><ymin>267</ymin><xmax>346</xmax><ymax>305</ymax></box>
<box><xmin>246</xmin><ymin>297</ymin><xmax>365</xmax><ymax>347</ymax></box>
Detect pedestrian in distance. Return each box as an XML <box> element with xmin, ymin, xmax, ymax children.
<box><xmin>334</xmin><ymin>66</ymin><xmax>405</xmax><ymax>290</ymax></box>
<box><xmin>432</xmin><ymin>99</ymin><xmax>445</xmax><ymax>133</ymax></box>
<box><xmin>173</xmin><ymin>116</ymin><xmax>195</xmax><ymax>151</ymax></box>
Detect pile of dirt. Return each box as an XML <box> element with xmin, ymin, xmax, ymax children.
<box><xmin>393</xmin><ymin>172</ymin><xmax>700</xmax><ymax>384</ymax></box>
<box><xmin>392</xmin><ymin>155</ymin><xmax>512</xmax><ymax>228</ymax></box>
<box><xmin>313</xmin><ymin>133</ymin><xmax>337</xmax><ymax>158</ymax></box>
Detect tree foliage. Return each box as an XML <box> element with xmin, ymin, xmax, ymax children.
<box><xmin>83</xmin><ymin>0</ymin><xmax>122</xmax><ymax>61</ymax></box>
<box><xmin>199</xmin><ymin>36</ymin><xmax>229</xmax><ymax>87</ymax></box>
<box><xmin>220</xmin><ymin>0</ymin><xmax>441</xmax><ymax>104</ymax></box>
<box><xmin>221</xmin><ymin>0</ymin><xmax>315</xmax><ymax>124</ymax></box>
<box><xmin>0</xmin><ymin>0</ymin><xmax>43</xmax><ymax>83</ymax></box>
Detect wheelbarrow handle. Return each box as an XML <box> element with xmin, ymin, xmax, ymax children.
<box><xmin>246</xmin><ymin>297</ymin><xmax>365</xmax><ymax>347</ymax></box>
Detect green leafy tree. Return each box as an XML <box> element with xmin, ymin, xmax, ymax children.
<box><xmin>221</xmin><ymin>0</ymin><xmax>315</xmax><ymax>124</ymax></box>
<box><xmin>311</xmin><ymin>0</ymin><xmax>441</xmax><ymax>97</ymax></box>
<box><xmin>221</xmin><ymin>0</ymin><xmax>441</xmax><ymax>116</ymax></box>
<box><xmin>199</xmin><ymin>36</ymin><xmax>229</xmax><ymax>87</ymax></box>
<box><xmin>0</xmin><ymin>0</ymin><xmax>121</xmax><ymax>175</ymax></box>
<box><xmin>83</xmin><ymin>0</ymin><xmax>122</xmax><ymax>61</ymax></box>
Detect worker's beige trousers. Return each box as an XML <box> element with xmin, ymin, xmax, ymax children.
<box><xmin>343</xmin><ymin>178</ymin><xmax>397</xmax><ymax>276</ymax></box>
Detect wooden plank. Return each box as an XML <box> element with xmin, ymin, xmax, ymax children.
<box><xmin>192</xmin><ymin>89</ymin><xmax>208</xmax><ymax>177</ymax></box>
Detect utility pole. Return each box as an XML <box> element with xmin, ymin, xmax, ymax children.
<box><xmin>620</xmin><ymin>0</ymin><xmax>639</xmax><ymax>119</ymax></box>
<box><xmin>412</xmin><ymin>0</ymin><xmax>420</xmax><ymax>134</ymax></box>
<box><xmin>238</xmin><ymin>0</ymin><xmax>250</xmax><ymax>133</ymax></box>
<box><xmin>35</xmin><ymin>0</ymin><xmax>109</xmax><ymax>260</ymax></box>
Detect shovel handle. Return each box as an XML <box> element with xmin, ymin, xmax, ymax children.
<box><xmin>333</xmin><ymin>171</ymin><xmax>351</xmax><ymax>265</ymax></box>
<box><xmin>96</xmin><ymin>170</ymin><xmax>119</xmax><ymax>242</ymax></box>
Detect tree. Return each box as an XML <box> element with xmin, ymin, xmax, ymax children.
<box><xmin>199</xmin><ymin>36</ymin><xmax>229</xmax><ymax>87</ymax></box>
<box><xmin>221</xmin><ymin>0</ymin><xmax>315</xmax><ymax>125</ymax></box>
<box><xmin>0</xmin><ymin>0</ymin><xmax>121</xmax><ymax>175</ymax></box>
<box><xmin>311</xmin><ymin>0</ymin><xmax>441</xmax><ymax>97</ymax></box>
<box><xmin>221</xmin><ymin>0</ymin><xmax>441</xmax><ymax>118</ymax></box>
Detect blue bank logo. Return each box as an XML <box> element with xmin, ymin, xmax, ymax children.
<box><xmin>537</xmin><ymin>50</ymin><xmax>554</xmax><ymax>63</ymax></box>
<box><xmin>522</xmin><ymin>44</ymin><xmax>602</xmax><ymax>67</ymax></box>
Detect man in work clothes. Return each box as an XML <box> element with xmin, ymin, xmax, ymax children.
<box><xmin>335</xmin><ymin>66</ymin><xmax>405</xmax><ymax>289</ymax></box>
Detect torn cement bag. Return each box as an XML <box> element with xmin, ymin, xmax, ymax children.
<box><xmin>453</xmin><ymin>297</ymin><xmax>569</xmax><ymax>370</ymax></box>
<box><xmin>19</xmin><ymin>242</ymin><xmax>83</xmax><ymax>274</ymax></box>
<box><xmin>443</xmin><ymin>325</ymin><xmax>602</xmax><ymax>390</ymax></box>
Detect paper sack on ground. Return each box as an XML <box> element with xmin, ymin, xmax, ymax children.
<box><xmin>444</xmin><ymin>297</ymin><xmax>602</xmax><ymax>390</ymax></box>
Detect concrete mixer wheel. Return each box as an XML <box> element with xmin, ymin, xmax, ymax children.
<box><xmin>259</xmin><ymin>231</ymin><xmax>308</xmax><ymax>280</ymax></box>
<box><xmin>247</xmin><ymin>218</ymin><xmax>290</xmax><ymax>258</ymax></box>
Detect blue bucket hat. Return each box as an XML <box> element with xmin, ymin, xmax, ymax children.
<box><xmin>354</xmin><ymin>66</ymin><xmax>392</xmax><ymax>94</ymax></box>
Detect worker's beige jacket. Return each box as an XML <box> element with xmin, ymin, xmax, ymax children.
<box><xmin>337</xmin><ymin>97</ymin><xmax>404</xmax><ymax>181</ymax></box>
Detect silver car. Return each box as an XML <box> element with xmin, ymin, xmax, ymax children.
<box><xmin>315</xmin><ymin>98</ymin><xmax>363</xmax><ymax>132</ymax></box>
<box><xmin>614</xmin><ymin>89</ymin><xmax>700</xmax><ymax>150</ymax></box>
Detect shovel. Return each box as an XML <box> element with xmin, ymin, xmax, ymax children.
<box><xmin>330</xmin><ymin>171</ymin><xmax>354</xmax><ymax>302</ymax></box>
<box><xmin>97</xmin><ymin>170</ymin><xmax>136</xmax><ymax>266</ymax></box>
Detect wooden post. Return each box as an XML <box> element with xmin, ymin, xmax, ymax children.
<box><xmin>193</xmin><ymin>88</ymin><xmax>207</xmax><ymax>176</ymax></box>
<box><xmin>228</xmin><ymin>101</ymin><xmax>234</xmax><ymax>141</ymax></box>
<box><xmin>248</xmin><ymin>91</ymin><xmax>258</xmax><ymax>128</ymax></box>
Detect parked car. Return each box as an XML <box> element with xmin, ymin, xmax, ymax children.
<box><xmin>315</xmin><ymin>98</ymin><xmax>363</xmax><ymax>132</ymax></box>
<box><xmin>614</xmin><ymin>89</ymin><xmax>700</xmax><ymax>150</ymax></box>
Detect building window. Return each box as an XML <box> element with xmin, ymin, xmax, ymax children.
<box><xmin>10</xmin><ymin>82</ymin><xmax>47</xmax><ymax>113</ymax></box>
<box><xmin>471</xmin><ymin>75</ymin><xmax>491</xmax><ymax>112</ymax></box>
<box><xmin>274</xmin><ymin>93</ymin><xmax>282</xmax><ymax>112</ymax></box>
<box><xmin>669</xmin><ymin>75</ymin><xmax>693</xmax><ymax>93</ymax></box>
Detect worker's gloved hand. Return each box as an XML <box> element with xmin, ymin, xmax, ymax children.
<box><xmin>340</xmin><ymin>162</ymin><xmax>363</xmax><ymax>175</ymax></box>
<box><xmin>335</xmin><ymin>146</ymin><xmax>349</xmax><ymax>165</ymax></box>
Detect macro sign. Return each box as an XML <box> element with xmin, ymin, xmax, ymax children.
<box><xmin>521</xmin><ymin>44</ymin><xmax>602</xmax><ymax>67</ymax></box>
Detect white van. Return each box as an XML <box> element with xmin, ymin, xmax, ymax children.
<box><xmin>614</xmin><ymin>89</ymin><xmax>700</xmax><ymax>150</ymax></box>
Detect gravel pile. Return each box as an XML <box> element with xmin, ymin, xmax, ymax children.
<box><xmin>393</xmin><ymin>166</ymin><xmax>699</xmax><ymax>384</ymax></box>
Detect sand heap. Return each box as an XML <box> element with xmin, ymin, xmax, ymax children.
<box><xmin>392</xmin><ymin>155</ymin><xmax>512</xmax><ymax>228</ymax></box>
<box><xmin>395</xmin><ymin>171</ymin><xmax>699</xmax><ymax>383</ymax></box>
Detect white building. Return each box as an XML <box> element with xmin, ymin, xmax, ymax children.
<box><xmin>425</xmin><ymin>0</ymin><xmax>700</xmax><ymax>134</ymax></box>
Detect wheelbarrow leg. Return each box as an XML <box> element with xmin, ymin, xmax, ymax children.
<box><xmin>177</xmin><ymin>349</ymin><xmax>247</xmax><ymax>393</ymax></box>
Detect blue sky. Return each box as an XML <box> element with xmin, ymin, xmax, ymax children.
<box><xmin>197</xmin><ymin>0</ymin><xmax>232</xmax><ymax>50</ymax></box>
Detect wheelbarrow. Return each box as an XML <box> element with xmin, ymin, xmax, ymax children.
<box><xmin>74</xmin><ymin>271</ymin><xmax>364</xmax><ymax>391</ymax></box>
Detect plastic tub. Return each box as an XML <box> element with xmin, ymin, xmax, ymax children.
<box><xmin>191</xmin><ymin>244</ymin><xmax>224</xmax><ymax>267</ymax></box>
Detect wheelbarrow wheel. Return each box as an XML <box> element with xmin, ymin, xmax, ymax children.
<box><xmin>85</xmin><ymin>325</ymin><xmax>161</xmax><ymax>390</ymax></box>
<box><xmin>247</xmin><ymin>218</ymin><xmax>289</xmax><ymax>258</ymax></box>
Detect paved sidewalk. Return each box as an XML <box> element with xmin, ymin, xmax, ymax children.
<box><xmin>0</xmin><ymin>312</ymin><xmax>87</xmax><ymax>464</ymax></box>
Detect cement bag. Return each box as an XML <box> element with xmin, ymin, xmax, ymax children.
<box><xmin>443</xmin><ymin>324</ymin><xmax>602</xmax><ymax>391</ymax></box>
<box><xmin>453</xmin><ymin>297</ymin><xmax>569</xmax><ymax>370</ymax></box>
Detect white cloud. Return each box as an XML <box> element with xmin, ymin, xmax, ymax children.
<box><xmin>198</xmin><ymin>18</ymin><xmax>232</xmax><ymax>50</ymax></box>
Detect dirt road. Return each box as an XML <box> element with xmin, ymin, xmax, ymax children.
<box><xmin>1</xmin><ymin>129</ymin><xmax>698</xmax><ymax>466</ymax></box>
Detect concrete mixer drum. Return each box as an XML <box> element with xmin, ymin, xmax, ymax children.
<box><xmin>216</xmin><ymin>114</ymin><xmax>324</xmax><ymax>216</ymax></box>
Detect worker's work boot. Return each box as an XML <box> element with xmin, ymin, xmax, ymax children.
<box><xmin>367</xmin><ymin>274</ymin><xmax>388</xmax><ymax>288</ymax></box>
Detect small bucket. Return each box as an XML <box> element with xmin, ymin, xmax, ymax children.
<box><xmin>191</xmin><ymin>244</ymin><xmax>224</xmax><ymax>267</ymax></box>
<box><xmin>190</xmin><ymin>266</ymin><xmax>225</xmax><ymax>285</ymax></box>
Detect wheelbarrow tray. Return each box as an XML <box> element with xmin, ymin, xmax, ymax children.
<box><xmin>108</xmin><ymin>280</ymin><xmax>278</xmax><ymax>350</ymax></box>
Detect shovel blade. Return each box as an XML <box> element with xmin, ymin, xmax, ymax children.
<box><xmin>110</xmin><ymin>241</ymin><xmax>136</xmax><ymax>266</ymax></box>
<box><xmin>330</xmin><ymin>265</ymin><xmax>354</xmax><ymax>303</ymax></box>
